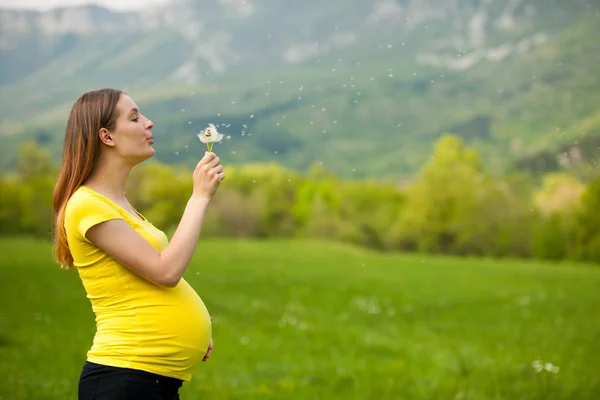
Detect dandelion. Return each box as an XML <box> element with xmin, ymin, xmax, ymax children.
<box><xmin>545</xmin><ymin>362</ymin><xmax>560</xmax><ymax>373</ymax></box>
<box><xmin>197</xmin><ymin>123</ymin><xmax>224</xmax><ymax>152</ymax></box>
<box><xmin>532</xmin><ymin>360</ymin><xmax>559</xmax><ymax>374</ymax></box>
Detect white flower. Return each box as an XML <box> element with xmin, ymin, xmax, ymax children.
<box><xmin>544</xmin><ymin>363</ymin><xmax>560</xmax><ymax>373</ymax></box>
<box><xmin>197</xmin><ymin>123</ymin><xmax>224</xmax><ymax>152</ymax></box>
<box><xmin>532</xmin><ymin>360</ymin><xmax>544</xmax><ymax>373</ymax></box>
<box><xmin>197</xmin><ymin>123</ymin><xmax>224</xmax><ymax>144</ymax></box>
<box><xmin>531</xmin><ymin>360</ymin><xmax>559</xmax><ymax>374</ymax></box>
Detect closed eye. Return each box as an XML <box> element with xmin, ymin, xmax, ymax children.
<box><xmin>132</xmin><ymin>117</ymin><xmax>139</xmax><ymax>122</ymax></box>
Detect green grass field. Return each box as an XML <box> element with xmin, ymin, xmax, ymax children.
<box><xmin>0</xmin><ymin>237</ymin><xmax>599</xmax><ymax>399</ymax></box>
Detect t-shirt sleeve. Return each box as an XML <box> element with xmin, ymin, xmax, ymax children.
<box><xmin>67</xmin><ymin>194</ymin><xmax>124</xmax><ymax>240</ymax></box>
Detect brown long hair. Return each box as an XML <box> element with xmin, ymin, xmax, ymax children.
<box><xmin>53</xmin><ymin>88</ymin><xmax>123</xmax><ymax>269</ymax></box>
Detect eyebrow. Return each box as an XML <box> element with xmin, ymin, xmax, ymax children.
<box><xmin>127</xmin><ymin>108</ymin><xmax>139</xmax><ymax>117</ymax></box>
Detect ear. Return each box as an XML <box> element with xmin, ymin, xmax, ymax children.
<box><xmin>98</xmin><ymin>127</ymin><xmax>115</xmax><ymax>147</ymax></box>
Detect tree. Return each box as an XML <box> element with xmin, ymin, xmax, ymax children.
<box><xmin>534</xmin><ymin>173</ymin><xmax>585</xmax><ymax>216</ymax></box>
<box><xmin>572</xmin><ymin>176</ymin><xmax>600</xmax><ymax>262</ymax></box>
<box><xmin>392</xmin><ymin>134</ymin><xmax>490</xmax><ymax>254</ymax></box>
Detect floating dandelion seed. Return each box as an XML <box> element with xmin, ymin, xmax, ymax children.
<box><xmin>250</xmin><ymin>114</ymin><xmax>255</xmax><ymax>118</ymax></box>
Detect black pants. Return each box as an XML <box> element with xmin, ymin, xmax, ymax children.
<box><xmin>78</xmin><ymin>361</ymin><xmax>183</xmax><ymax>400</ymax></box>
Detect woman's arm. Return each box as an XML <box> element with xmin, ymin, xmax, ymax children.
<box><xmin>86</xmin><ymin>153</ymin><xmax>224</xmax><ymax>287</ymax></box>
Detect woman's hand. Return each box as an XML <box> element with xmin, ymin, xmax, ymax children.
<box><xmin>203</xmin><ymin>316</ymin><xmax>213</xmax><ymax>362</ymax></box>
<box><xmin>192</xmin><ymin>152</ymin><xmax>224</xmax><ymax>201</ymax></box>
<box><xmin>203</xmin><ymin>338</ymin><xmax>213</xmax><ymax>362</ymax></box>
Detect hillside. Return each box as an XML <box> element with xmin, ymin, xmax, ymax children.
<box><xmin>1</xmin><ymin>0</ymin><xmax>599</xmax><ymax>180</ymax></box>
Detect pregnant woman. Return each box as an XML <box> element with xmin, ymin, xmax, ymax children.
<box><xmin>52</xmin><ymin>88</ymin><xmax>224</xmax><ymax>400</ymax></box>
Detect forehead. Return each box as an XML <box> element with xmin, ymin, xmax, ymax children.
<box><xmin>117</xmin><ymin>94</ymin><xmax>138</xmax><ymax>114</ymax></box>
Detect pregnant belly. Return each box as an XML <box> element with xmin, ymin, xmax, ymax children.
<box><xmin>89</xmin><ymin>279</ymin><xmax>212</xmax><ymax>380</ymax></box>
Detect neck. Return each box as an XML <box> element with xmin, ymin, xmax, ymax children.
<box><xmin>84</xmin><ymin>153</ymin><xmax>133</xmax><ymax>202</ymax></box>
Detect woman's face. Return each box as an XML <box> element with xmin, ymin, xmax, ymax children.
<box><xmin>106</xmin><ymin>94</ymin><xmax>155</xmax><ymax>164</ymax></box>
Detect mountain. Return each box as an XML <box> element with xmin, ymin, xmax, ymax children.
<box><xmin>1</xmin><ymin>0</ymin><xmax>599</xmax><ymax>181</ymax></box>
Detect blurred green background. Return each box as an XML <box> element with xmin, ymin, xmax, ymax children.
<box><xmin>1</xmin><ymin>0</ymin><xmax>600</xmax><ymax>398</ymax></box>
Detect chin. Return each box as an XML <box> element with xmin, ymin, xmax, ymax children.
<box><xmin>143</xmin><ymin>151</ymin><xmax>155</xmax><ymax>162</ymax></box>
<box><xmin>131</xmin><ymin>151</ymin><xmax>155</xmax><ymax>165</ymax></box>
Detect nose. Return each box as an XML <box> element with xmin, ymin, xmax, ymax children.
<box><xmin>144</xmin><ymin>116</ymin><xmax>154</xmax><ymax>130</ymax></box>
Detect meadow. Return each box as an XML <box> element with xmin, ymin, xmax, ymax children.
<box><xmin>0</xmin><ymin>237</ymin><xmax>599</xmax><ymax>400</ymax></box>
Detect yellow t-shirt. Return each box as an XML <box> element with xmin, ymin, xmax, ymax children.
<box><xmin>64</xmin><ymin>185</ymin><xmax>212</xmax><ymax>381</ymax></box>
